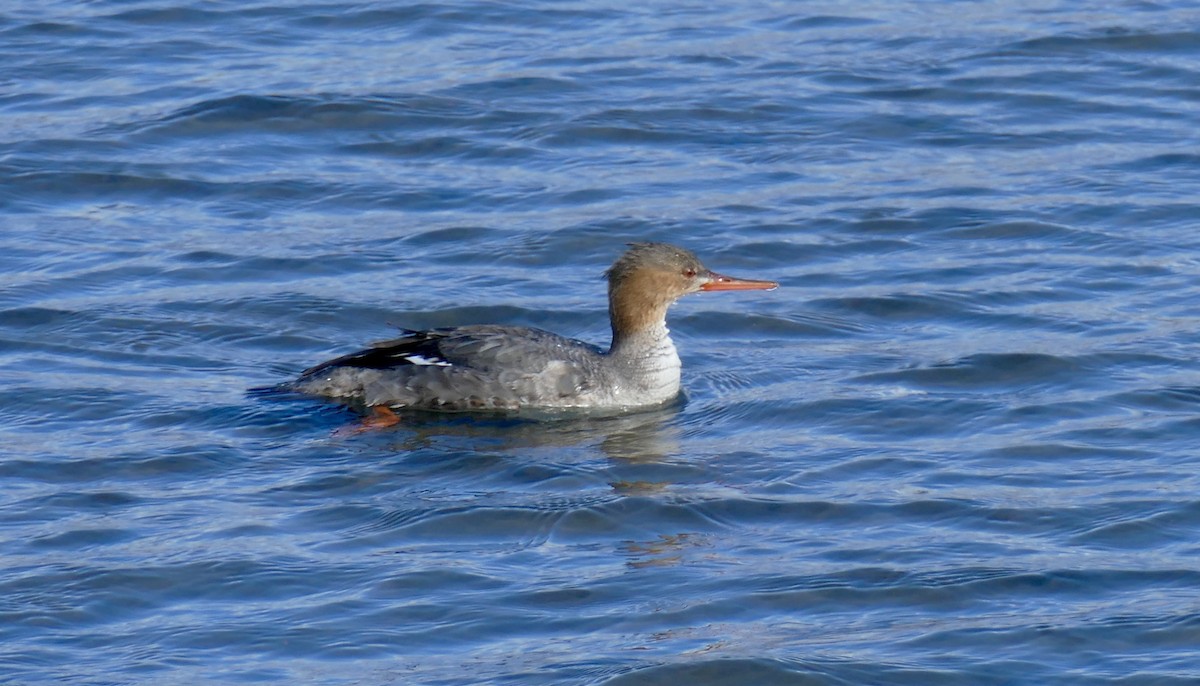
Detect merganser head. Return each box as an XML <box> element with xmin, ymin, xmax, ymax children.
<box><xmin>606</xmin><ymin>242</ymin><xmax>778</xmax><ymax>299</ymax></box>
<box><xmin>606</xmin><ymin>242</ymin><xmax>777</xmax><ymax>343</ymax></box>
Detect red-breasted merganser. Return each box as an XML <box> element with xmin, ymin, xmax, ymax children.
<box><xmin>291</xmin><ymin>242</ymin><xmax>777</xmax><ymax>415</ymax></box>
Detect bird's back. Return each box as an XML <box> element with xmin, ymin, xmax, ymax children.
<box><xmin>292</xmin><ymin>325</ymin><xmax>610</xmax><ymax>411</ymax></box>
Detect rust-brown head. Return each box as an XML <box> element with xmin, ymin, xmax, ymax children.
<box><xmin>605</xmin><ymin>242</ymin><xmax>777</xmax><ymax>341</ymax></box>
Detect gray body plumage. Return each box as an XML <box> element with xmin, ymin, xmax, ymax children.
<box><xmin>291</xmin><ymin>324</ymin><xmax>681</xmax><ymax>412</ymax></box>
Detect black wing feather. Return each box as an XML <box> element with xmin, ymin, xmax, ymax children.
<box><xmin>298</xmin><ymin>329</ymin><xmax>452</xmax><ymax>377</ymax></box>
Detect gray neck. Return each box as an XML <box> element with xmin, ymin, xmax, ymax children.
<box><xmin>607</xmin><ymin>321</ymin><xmax>681</xmax><ymax>397</ymax></box>
<box><xmin>609</xmin><ymin>318</ymin><xmax>673</xmax><ymax>357</ymax></box>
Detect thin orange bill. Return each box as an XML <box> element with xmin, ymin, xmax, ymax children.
<box><xmin>700</xmin><ymin>271</ymin><xmax>779</xmax><ymax>291</ymax></box>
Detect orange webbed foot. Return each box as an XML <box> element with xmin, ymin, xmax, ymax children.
<box><xmin>334</xmin><ymin>405</ymin><xmax>402</xmax><ymax>436</ymax></box>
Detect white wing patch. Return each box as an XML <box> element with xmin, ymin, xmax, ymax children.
<box><xmin>402</xmin><ymin>354</ymin><xmax>452</xmax><ymax>367</ymax></box>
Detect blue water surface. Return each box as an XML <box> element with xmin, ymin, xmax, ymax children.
<box><xmin>3</xmin><ymin>1</ymin><xmax>1200</xmax><ymax>684</ymax></box>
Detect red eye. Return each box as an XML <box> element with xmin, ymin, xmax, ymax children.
<box><xmin>683</xmin><ymin>269</ymin><xmax>696</xmax><ymax>277</ymax></box>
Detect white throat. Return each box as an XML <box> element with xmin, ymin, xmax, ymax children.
<box><xmin>611</xmin><ymin>322</ymin><xmax>681</xmax><ymax>403</ymax></box>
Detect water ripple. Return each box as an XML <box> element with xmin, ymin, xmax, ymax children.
<box><xmin>3</xmin><ymin>1</ymin><xmax>1200</xmax><ymax>684</ymax></box>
